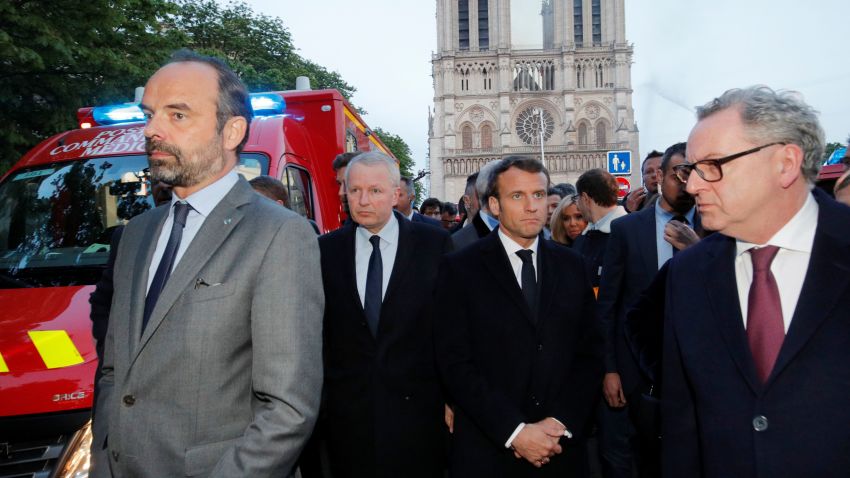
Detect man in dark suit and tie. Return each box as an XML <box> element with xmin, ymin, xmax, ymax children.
<box><xmin>595</xmin><ymin>141</ymin><xmax>699</xmax><ymax>477</ymax></box>
<box><xmin>663</xmin><ymin>85</ymin><xmax>850</xmax><ymax>477</ymax></box>
<box><xmin>91</xmin><ymin>51</ymin><xmax>323</xmax><ymax>477</ymax></box>
<box><xmin>318</xmin><ymin>151</ymin><xmax>452</xmax><ymax>478</ymax></box>
<box><xmin>435</xmin><ymin>155</ymin><xmax>603</xmax><ymax>476</ymax></box>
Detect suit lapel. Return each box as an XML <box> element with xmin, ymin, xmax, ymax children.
<box><xmin>767</xmin><ymin>198</ymin><xmax>850</xmax><ymax>387</ymax></box>
<box><xmin>133</xmin><ymin>179</ymin><xmax>253</xmax><ymax>362</ymax></box>
<box><xmin>536</xmin><ymin>239</ymin><xmax>559</xmax><ymax>326</ymax></box>
<box><xmin>339</xmin><ymin>223</ymin><xmax>364</xmax><ymax>313</ymax></box>
<box><xmin>383</xmin><ymin>213</ymin><xmax>413</xmax><ymax>307</ymax></box>
<box><xmin>701</xmin><ymin>235</ymin><xmax>760</xmax><ymax>394</ymax></box>
<box><xmin>637</xmin><ymin>208</ymin><xmax>659</xmax><ymax>273</ymax></box>
<box><xmin>128</xmin><ymin>205</ymin><xmax>170</xmax><ymax>358</ymax></box>
<box><xmin>481</xmin><ymin>232</ymin><xmax>535</xmax><ymax>324</ymax></box>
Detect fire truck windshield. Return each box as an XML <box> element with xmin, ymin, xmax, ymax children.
<box><xmin>0</xmin><ymin>153</ymin><xmax>268</xmax><ymax>288</ymax></box>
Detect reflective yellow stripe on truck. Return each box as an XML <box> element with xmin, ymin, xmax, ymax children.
<box><xmin>28</xmin><ymin>330</ymin><xmax>84</xmax><ymax>369</ymax></box>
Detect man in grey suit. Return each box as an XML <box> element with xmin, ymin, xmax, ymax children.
<box><xmin>90</xmin><ymin>51</ymin><xmax>324</xmax><ymax>477</ymax></box>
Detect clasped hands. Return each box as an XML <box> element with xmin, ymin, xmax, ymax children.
<box><xmin>511</xmin><ymin>418</ymin><xmax>566</xmax><ymax>468</ymax></box>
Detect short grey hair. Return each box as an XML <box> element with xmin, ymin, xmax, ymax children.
<box><xmin>400</xmin><ymin>176</ymin><xmax>415</xmax><ymax>196</ymax></box>
<box><xmin>476</xmin><ymin>161</ymin><xmax>500</xmax><ymax>203</ymax></box>
<box><xmin>696</xmin><ymin>85</ymin><xmax>825</xmax><ymax>183</ymax></box>
<box><xmin>345</xmin><ymin>151</ymin><xmax>401</xmax><ymax>186</ymax></box>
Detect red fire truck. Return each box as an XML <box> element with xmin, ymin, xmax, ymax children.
<box><xmin>0</xmin><ymin>85</ymin><xmax>392</xmax><ymax>476</ymax></box>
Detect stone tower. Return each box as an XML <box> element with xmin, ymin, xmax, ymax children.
<box><xmin>429</xmin><ymin>0</ymin><xmax>640</xmax><ymax>200</ymax></box>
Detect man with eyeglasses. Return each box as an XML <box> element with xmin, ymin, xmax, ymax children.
<box><xmin>662</xmin><ymin>86</ymin><xmax>850</xmax><ymax>477</ymax></box>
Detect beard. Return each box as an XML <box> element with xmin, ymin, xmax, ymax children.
<box><xmin>145</xmin><ymin>136</ymin><xmax>227</xmax><ymax>188</ymax></box>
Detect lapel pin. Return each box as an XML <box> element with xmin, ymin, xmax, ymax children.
<box><xmin>224</xmin><ymin>218</ymin><xmax>232</xmax><ymax>225</ymax></box>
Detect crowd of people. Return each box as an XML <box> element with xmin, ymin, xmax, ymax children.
<box><xmin>87</xmin><ymin>49</ymin><xmax>850</xmax><ymax>478</ymax></box>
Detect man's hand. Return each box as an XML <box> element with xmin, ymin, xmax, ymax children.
<box><xmin>511</xmin><ymin>422</ymin><xmax>562</xmax><ymax>467</ymax></box>
<box><xmin>444</xmin><ymin>404</ymin><xmax>454</xmax><ymax>434</ymax></box>
<box><xmin>625</xmin><ymin>188</ymin><xmax>646</xmax><ymax>212</ymax></box>
<box><xmin>664</xmin><ymin>220</ymin><xmax>700</xmax><ymax>251</ymax></box>
<box><xmin>603</xmin><ymin>372</ymin><xmax>627</xmax><ymax>408</ymax></box>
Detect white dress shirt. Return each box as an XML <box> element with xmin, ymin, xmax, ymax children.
<box><xmin>735</xmin><ymin>192</ymin><xmax>818</xmax><ymax>332</ymax></box>
<box><xmin>582</xmin><ymin>206</ymin><xmax>627</xmax><ymax>235</ymax></box>
<box><xmin>146</xmin><ymin>168</ymin><xmax>239</xmax><ymax>293</ymax></box>
<box><xmin>498</xmin><ymin>227</ymin><xmax>539</xmax><ymax>284</ymax></box>
<box><xmin>355</xmin><ymin>214</ymin><xmax>399</xmax><ymax>306</ymax></box>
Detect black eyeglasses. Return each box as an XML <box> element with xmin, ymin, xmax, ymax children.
<box><xmin>673</xmin><ymin>142</ymin><xmax>786</xmax><ymax>183</ymax></box>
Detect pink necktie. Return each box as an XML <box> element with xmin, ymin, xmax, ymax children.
<box><xmin>747</xmin><ymin>246</ymin><xmax>785</xmax><ymax>383</ymax></box>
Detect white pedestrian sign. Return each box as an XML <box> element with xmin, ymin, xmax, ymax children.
<box><xmin>607</xmin><ymin>150</ymin><xmax>632</xmax><ymax>175</ymax></box>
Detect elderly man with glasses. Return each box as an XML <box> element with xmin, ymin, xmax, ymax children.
<box><xmin>662</xmin><ymin>86</ymin><xmax>850</xmax><ymax>478</ymax></box>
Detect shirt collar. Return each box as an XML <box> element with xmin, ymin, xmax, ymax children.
<box><xmin>479</xmin><ymin>210</ymin><xmax>499</xmax><ymax>230</ymax></box>
<box><xmin>735</xmin><ymin>192</ymin><xmax>818</xmax><ymax>257</ymax></box>
<box><xmin>171</xmin><ymin>168</ymin><xmax>239</xmax><ymax>217</ymax></box>
<box><xmin>655</xmin><ymin>200</ymin><xmax>696</xmax><ymax>224</ymax></box>
<box><xmin>497</xmin><ymin>226</ymin><xmax>539</xmax><ymax>256</ymax></box>
<box><xmin>584</xmin><ymin>206</ymin><xmax>627</xmax><ymax>234</ymax></box>
<box><xmin>357</xmin><ymin>212</ymin><xmax>400</xmax><ymax>246</ymax></box>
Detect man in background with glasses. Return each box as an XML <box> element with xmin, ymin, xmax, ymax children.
<box><xmin>662</xmin><ymin>86</ymin><xmax>850</xmax><ymax>477</ymax></box>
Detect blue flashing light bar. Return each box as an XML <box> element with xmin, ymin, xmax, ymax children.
<box><xmin>250</xmin><ymin>93</ymin><xmax>286</xmax><ymax>116</ymax></box>
<box><xmin>92</xmin><ymin>104</ymin><xmax>146</xmax><ymax>125</ymax></box>
<box><xmin>87</xmin><ymin>92</ymin><xmax>285</xmax><ymax>127</ymax></box>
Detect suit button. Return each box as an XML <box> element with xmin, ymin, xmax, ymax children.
<box><xmin>537</xmin><ymin>344</ymin><xmax>543</xmax><ymax>351</ymax></box>
<box><xmin>753</xmin><ymin>415</ymin><xmax>768</xmax><ymax>432</ymax></box>
<box><xmin>404</xmin><ymin>395</ymin><xmax>411</xmax><ymax>401</ymax></box>
<box><xmin>360</xmin><ymin>321</ymin><xmax>367</xmax><ymax>327</ymax></box>
<box><xmin>112</xmin><ymin>450</ymin><xmax>120</xmax><ymax>461</ymax></box>
<box><xmin>123</xmin><ymin>395</ymin><xmax>135</xmax><ymax>406</ymax></box>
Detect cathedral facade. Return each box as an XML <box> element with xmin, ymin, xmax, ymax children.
<box><xmin>429</xmin><ymin>0</ymin><xmax>640</xmax><ymax>201</ymax></box>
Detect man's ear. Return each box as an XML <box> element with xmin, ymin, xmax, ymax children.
<box><xmin>776</xmin><ymin>143</ymin><xmax>805</xmax><ymax>189</ymax></box>
<box><xmin>222</xmin><ymin>116</ymin><xmax>248</xmax><ymax>152</ymax></box>
<box><xmin>488</xmin><ymin>195</ymin><xmax>500</xmax><ymax>217</ymax></box>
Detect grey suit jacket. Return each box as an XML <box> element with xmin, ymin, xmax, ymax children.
<box><xmin>91</xmin><ymin>178</ymin><xmax>324</xmax><ymax>478</ymax></box>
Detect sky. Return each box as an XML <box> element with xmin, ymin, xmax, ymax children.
<box><xmin>246</xmin><ymin>0</ymin><xmax>850</xmax><ymax>182</ymax></box>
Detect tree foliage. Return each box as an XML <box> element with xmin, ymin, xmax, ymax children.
<box><xmin>0</xmin><ymin>0</ymin><xmax>182</xmax><ymax>174</ymax></box>
<box><xmin>174</xmin><ymin>1</ymin><xmax>356</xmax><ymax>98</ymax></box>
<box><xmin>0</xmin><ymin>0</ymin><xmax>357</xmax><ymax>176</ymax></box>
<box><xmin>373</xmin><ymin>127</ymin><xmax>423</xmax><ymax>204</ymax></box>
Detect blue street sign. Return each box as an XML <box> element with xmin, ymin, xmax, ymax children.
<box><xmin>607</xmin><ymin>150</ymin><xmax>632</xmax><ymax>175</ymax></box>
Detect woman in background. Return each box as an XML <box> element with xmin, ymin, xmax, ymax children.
<box><xmin>549</xmin><ymin>195</ymin><xmax>587</xmax><ymax>247</ymax></box>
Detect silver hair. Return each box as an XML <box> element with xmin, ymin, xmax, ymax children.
<box><xmin>696</xmin><ymin>85</ymin><xmax>825</xmax><ymax>183</ymax></box>
<box><xmin>475</xmin><ymin>161</ymin><xmax>499</xmax><ymax>202</ymax></box>
<box><xmin>400</xmin><ymin>176</ymin><xmax>415</xmax><ymax>196</ymax></box>
<box><xmin>345</xmin><ymin>151</ymin><xmax>401</xmax><ymax>186</ymax></box>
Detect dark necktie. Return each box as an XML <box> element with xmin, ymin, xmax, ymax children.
<box><xmin>142</xmin><ymin>202</ymin><xmax>191</xmax><ymax>333</ymax></box>
<box><xmin>516</xmin><ymin>249</ymin><xmax>538</xmax><ymax>318</ymax></box>
<box><xmin>746</xmin><ymin>246</ymin><xmax>784</xmax><ymax>383</ymax></box>
<box><xmin>670</xmin><ymin>215</ymin><xmax>689</xmax><ymax>255</ymax></box>
<box><xmin>364</xmin><ymin>235</ymin><xmax>383</xmax><ymax>337</ymax></box>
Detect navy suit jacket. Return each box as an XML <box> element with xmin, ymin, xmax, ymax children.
<box><xmin>435</xmin><ymin>232</ymin><xmax>603</xmax><ymax>476</ymax></box>
<box><xmin>597</xmin><ymin>206</ymin><xmax>700</xmax><ymax>394</ymax></box>
<box><xmin>410</xmin><ymin>211</ymin><xmax>443</xmax><ymax>228</ymax></box>
<box><xmin>662</xmin><ymin>189</ymin><xmax>850</xmax><ymax>477</ymax></box>
<box><xmin>319</xmin><ymin>212</ymin><xmax>451</xmax><ymax>478</ymax></box>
